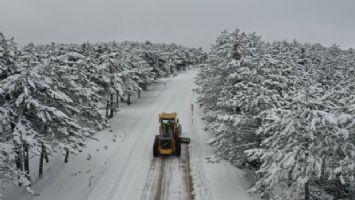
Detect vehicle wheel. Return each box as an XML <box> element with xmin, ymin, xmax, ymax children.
<box><xmin>153</xmin><ymin>141</ymin><xmax>159</xmax><ymax>157</ymax></box>
<box><xmin>153</xmin><ymin>136</ymin><xmax>159</xmax><ymax>157</ymax></box>
<box><xmin>176</xmin><ymin>139</ymin><xmax>181</xmax><ymax>156</ymax></box>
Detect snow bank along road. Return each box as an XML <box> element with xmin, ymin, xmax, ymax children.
<box><xmin>5</xmin><ymin>69</ymin><xmax>250</xmax><ymax>200</ymax></box>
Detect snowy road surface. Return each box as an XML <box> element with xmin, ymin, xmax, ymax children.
<box><xmin>4</xmin><ymin>69</ymin><xmax>250</xmax><ymax>200</ymax></box>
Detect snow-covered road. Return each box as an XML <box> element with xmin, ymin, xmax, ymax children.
<box><xmin>4</xmin><ymin>69</ymin><xmax>250</xmax><ymax>200</ymax></box>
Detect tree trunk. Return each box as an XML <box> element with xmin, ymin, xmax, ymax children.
<box><xmin>43</xmin><ymin>125</ymin><xmax>49</xmax><ymax>164</ymax></box>
<box><xmin>120</xmin><ymin>95</ymin><xmax>125</xmax><ymax>103</ymax></box>
<box><xmin>304</xmin><ymin>181</ymin><xmax>309</xmax><ymax>200</ymax></box>
<box><xmin>15</xmin><ymin>143</ymin><xmax>23</xmax><ymax>186</ymax></box>
<box><xmin>23</xmin><ymin>143</ymin><xmax>30</xmax><ymax>183</ymax></box>
<box><xmin>127</xmin><ymin>93</ymin><xmax>131</xmax><ymax>105</ymax></box>
<box><xmin>64</xmin><ymin>148</ymin><xmax>69</xmax><ymax>163</ymax></box>
<box><xmin>109</xmin><ymin>93</ymin><xmax>114</xmax><ymax>118</ymax></box>
<box><xmin>24</xmin><ymin>144</ymin><xmax>29</xmax><ymax>174</ymax></box>
<box><xmin>39</xmin><ymin>144</ymin><xmax>44</xmax><ymax>177</ymax></box>
<box><xmin>39</xmin><ymin>142</ymin><xmax>47</xmax><ymax>177</ymax></box>
<box><xmin>106</xmin><ymin>98</ymin><xmax>110</xmax><ymax>118</ymax></box>
<box><xmin>138</xmin><ymin>90</ymin><xmax>141</xmax><ymax>99</ymax></box>
<box><xmin>15</xmin><ymin>143</ymin><xmax>23</xmax><ymax>171</ymax></box>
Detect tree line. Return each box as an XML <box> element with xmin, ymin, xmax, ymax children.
<box><xmin>195</xmin><ymin>29</ymin><xmax>355</xmax><ymax>200</ymax></box>
<box><xmin>0</xmin><ymin>32</ymin><xmax>206</xmax><ymax>191</ymax></box>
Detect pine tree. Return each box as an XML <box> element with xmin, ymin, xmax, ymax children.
<box><xmin>0</xmin><ymin>32</ymin><xmax>19</xmax><ymax>80</ymax></box>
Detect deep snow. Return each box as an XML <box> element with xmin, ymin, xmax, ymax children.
<box><xmin>3</xmin><ymin>69</ymin><xmax>250</xmax><ymax>200</ymax></box>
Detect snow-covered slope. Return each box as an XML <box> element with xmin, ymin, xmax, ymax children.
<box><xmin>3</xmin><ymin>69</ymin><xmax>250</xmax><ymax>200</ymax></box>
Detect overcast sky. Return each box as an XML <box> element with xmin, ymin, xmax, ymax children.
<box><xmin>1</xmin><ymin>0</ymin><xmax>354</xmax><ymax>49</ymax></box>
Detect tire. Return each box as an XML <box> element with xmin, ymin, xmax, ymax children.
<box><xmin>153</xmin><ymin>136</ymin><xmax>159</xmax><ymax>157</ymax></box>
<box><xmin>176</xmin><ymin>139</ymin><xmax>181</xmax><ymax>156</ymax></box>
<box><xmin>153</xmin><ymin>142</ymin><xmax>158</xmax><ymax>157</ymax></box>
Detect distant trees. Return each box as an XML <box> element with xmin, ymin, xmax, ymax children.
<box><xmin>196</xmin><ymin>29</ymin><xmax>355</xmax><ymax>199</ymax></box>
<box><xmin>0</xmin><ymin>32</ymin><xmax>205</xmax><ymax>193</ymax></box>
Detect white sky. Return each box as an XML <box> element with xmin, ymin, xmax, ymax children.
<box><xmin>1</xmin><ymin>0</ymin><xmax>355</xmax><ymax>49</ymax></box>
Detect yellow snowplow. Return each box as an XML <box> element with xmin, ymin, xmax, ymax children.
<box><xmin>153</xmin><ymin>112</ymin><xmax>190</xmax><ymax>157</ymax></box>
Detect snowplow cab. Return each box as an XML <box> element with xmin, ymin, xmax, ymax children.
<box><xmin>153</xmin><ymin>112</ymin><xmax>190</xmax><ymax>157</ymax></box>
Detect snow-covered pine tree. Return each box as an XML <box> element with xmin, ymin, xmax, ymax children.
<box><xmin>246</xmin><ymin>106</ymin><xmax>355</xmax><ymax>199</ymax></box>
<box><xmin>45</xmin><ymin>49</ymin><xmax>105</xmax><ymax>130</ymax></box>
<box><xmin>0</xmin><ymin>32</ymin><xmax>19</xmax><ymax>80</ymax></box>
<box><xmin>1</xmin><ymin>60</ymin><xmax>96</xmax><ymax>175</ymax></box>
<box><xmin>0</xmin><ymin>107</ymin><xmax>17</xmax><ymax>187</ymax></box>
<box><xmin>96</xmin><ymin>47</ymin><xmax>126</xmax><ymax>117</ymax></box>
<box><xmin>198</xmin><ymin>30</ymin><xmax>292</xmax><ymax>168</ymax></box>
<box><xmin>118</xmin><ymin>49</ymin><xmax>152</xmax><ymax>100</ymax></box>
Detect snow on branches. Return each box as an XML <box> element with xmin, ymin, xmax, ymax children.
<box><xmin>196</xmin><ymin>29</ymin><xmax>355</xmax><ymax>199</ymax></box>
<box><xmin>246</xmin><ymin>108</ymin><xmax>355</xmax><ymax>199</ymax></box>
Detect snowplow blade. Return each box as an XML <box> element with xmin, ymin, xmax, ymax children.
<box><xmin>180</xmin><ymin>137</ymin><xmax>191</xmax><ymax>144</ymax></box>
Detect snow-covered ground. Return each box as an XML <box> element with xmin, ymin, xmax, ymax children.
<box><xmin>3</xmin><ymin>69</ymin><xmax>250</xmax><ymax>200</ymax></box>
